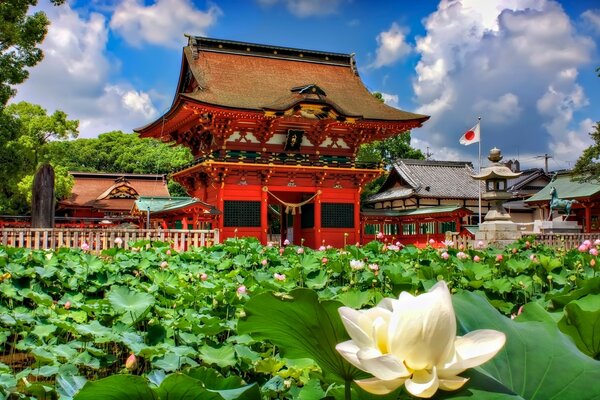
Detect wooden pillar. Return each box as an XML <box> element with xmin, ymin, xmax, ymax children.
<box><xmin>314</xmin><ymin>190</ymin><xmax>322</xmax><ymax>247</ymax></box>
<box><xmin>354</xmin><ymin>191</ymin><xmax>361</xmax><ymax>244</ymax></box>
<box><xmin>456</xmin><ymin>215</ymin><xmax>462</xmax><ymax>232</ymax></box>
<box><xmin>585</xmin><ymin>204</ymin><xmax>592</xmax><ymax>233</ymax></box>
<box><xmin>182</xmin><ymin>217</ymin><xmax>189</xmax><ymax>230</ymax></box>
<box><xmin>216</xmin><ymin>182</ymin><xmax>224</xmax><ymax>232</ymax></box>
<box><xmin>260</xmin><ymin>187</ymin><xmax>268</xmax><ymax>244</ymax></box>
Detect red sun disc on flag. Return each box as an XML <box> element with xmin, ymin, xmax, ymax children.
<box><xmin>465</xmin><ymin>130</ymin><xmax>475</xmax><ymax>141</ymax></box>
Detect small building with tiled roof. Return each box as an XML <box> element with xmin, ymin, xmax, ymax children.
<box><xmin>132</xmin><ymin>196</ymin><xmax>220</xmax><ymax>229</ymax></box>
<box><xmin>526</xmin><ymin>172</ymin><xmax>600</xmax><ymax>232</ymax></box>
<box><xmin>363</xmin><ymin>159</ymin><xmax>490</xmax><ymax>224</ymax></box>
<box><xmin>57</xmin><ymin>172</ymin><xmax>169</xmax><ymax>225</ymax></box>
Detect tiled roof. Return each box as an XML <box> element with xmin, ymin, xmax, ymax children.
<box><xmin>364</xmin><ymin>159</ymin><xmax>484</xmax><ymax>203</ymax></box>
<box><xmin>179</xmin><ymin>37</ymin><xmax>429</xmax><ymax>122</ymax></box>
<box><xmin>59</xmin><ymin>172</ymin><xmax>169</xmax><ymax>212</ymax></box>
<box><xmin>133</xmin><ymin>197</ymin><xmax>219</xmax><ymax>215</ymax></box>
<box><xmin>526</xmin><ymin>173</ymin><xmax>600</xmax><ymax>203</ymax></box>
<box><xmin>362</xmin><ymin>205</ymin><xmax>471</xmax><ymax>217</ymax></box>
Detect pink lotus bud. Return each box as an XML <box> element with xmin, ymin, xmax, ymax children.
<box><xmin>297</xmin><ymin>247</ymin><xmax>304</xmax><ymax>254</ymax></box>
<box><xmin>64</xmin><ymin>301</ymin><xmax>71</xmax><ymax>310</ymax></box>
<box><xmin>518</xmin><ymin>305</ymin><xmax>524</xmax><ymax>315</ymax></box>
<box><xmin>160</xmin><ymin>261</ymin><xmax>168</xmax><ymax>269</ymax></box>
<box><xmin>496</xmin><ymin>254</ymin><xmax>503</xmax><ymax>262</ymax></box>
<box><xmin>283</xmin><ymin>239</ymin><xmax>290</xmax><ymax>246</ymax></box>
<box><xmin>395</xmin><ymin>241</ymin><xmax>401</xmax><ymax>247</ymax></box>
<box><xmin>525</xmin><ymin>241</ymin><xmax>531</xmax><ymax>249</ymax></box>
<box><xmin>318</xmin><ymin>245</ymin><xmax>326</xmax><ymax>251</ymax></box>
<box><xmin>512</xmin><ymin>248</ymin><xmax>518</xmax><ymax>254</ymax></box>
<box><xmin>326</xmin><ymin>245</ymin><xmax>333</xmax><ymax>250</ymax></box>
<box><xmin>114</xmin><ymin>237</ymin><xmax>123</xmax><ymax>245</ymax></box>
<box><xmin>321</xmin><ymin>257</ymin><xmax>328</xmax><ymax>264</ymax></box>
<box><xmin>237</xmin><ymin>285</ymin><xmax>247</xmax><ymax>295</ymax></box>
<box><xmin>81</xmin><ymin>242</ymin><xmax>89</xmax><ymax>251</ymax></box>
<box><xmin>429</xmin><ymin>239</ymin><xmax>435</xmax><ymax>245</ymax></box>
<box><xmin>459</xmin><ymin>244</ymin><xmax>465</xmax><ymax>251</ymax></box>
<box><xmin>441</xmin><ymin>252</ymin><xmax>449</xmax><ymax>260</ymax></box>
<box><xmin>166</xmin><ymin>250</ymin><xmax>171</xmax><ymax>256</ymax></box>
<box><xmin>125</xmin><ymin>353</ymin><xmax>137</xmax><ymax>369</ymax></box>
<box><xmin>476</xmin><ymin>241</ymin><xmax>484</xmax><ymax>248</ymax></box>
<box><xmin>273</xmin><ymin>273</ymin><xmax>286</xmax><ymax>281</ymax></box>
<box><xmin>279</xmin><ymin>248</ymin><xmax>284</xmax><ymax>255</ymax></box>
<box><xmin>376</xmin><ymin>232</ymin><xmax>384</xmax><ymax>239</ymax></box>
<box><xmin>591</xmin><ymin>259</ymin><xmax>597</xmax><ymax>268</ymax></box>
<box><xmin>529</xmin><ymin>254</ymin><xmax>538</xmax><ymax>262</ymax></box>
<box><xmin>261</xmin><ymin>259</ymin><xmax>268</xmax><ymax>266</ymax></box>
<box><xmin>579</xmin><ymin>244</ymin><xmax>589</xmax><ymax>252</ymax></box>
<box><xmin>457</xmin><ymin>251</ymin><xmax>468</xmax><ymax>260</ymax></box>
<box><xmin>200</xmin><ymin>273</ymin><xmax>208</xmax><ymax>281</ymax></box>
<box><xmin>473</xmin><ymin>255</ymin><xmax>480</xmax><ymax>262</ymax></box>
<box><xmin>368</xmin><ymin>263</ymin><xmax>379</xmax><ymax>271</ymax></box>
<box><xmin>590</xmin><ymin>248</ymin><xmax>599</xmax><ymax>256</ymax></box>
<box><xmin>267</xmin><ymin>242</ymin><xmax>273</xmax><ymax>248</ymax></box>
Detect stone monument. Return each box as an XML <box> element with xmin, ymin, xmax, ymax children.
<box><xmin>472</xmin><ymin>148</ymin><xmax>522</xmax><ymax>247</ymax></box>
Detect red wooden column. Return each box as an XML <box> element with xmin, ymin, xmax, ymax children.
<box><xmin>585</xmin><ymin>204</ymin><xmax>592</xmax><ymax>233</ymax></box>
<box><xmin>314</xmin><ymin>190</ymin><xmax>322</xmax><ymax>247</ymax></box>
<box><xmin>216</xmin><ymin>182</ymin><xmax>224</xmax><ymax>232</ymax></box>
<box><xmin>260</xmin><ymin>187</ymin><xmax>268</xmax><ymax>244</ymax></box>
<box><xmin>354</xmin><ymin>190</ymin><xmax>361</xmax><ymax>245</ymax></box>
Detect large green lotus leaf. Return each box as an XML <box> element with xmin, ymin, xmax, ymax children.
<box><xmin>548</xmin><ymin>277</ymin><xmax>600</xmax><ymax>308</ymax></box>
<box><xmin>557</xmin><ymin>294</ymin><xmax>600</xmax><ymax>358</ymax></box>
<box><xmin>453</xmin><ymin>291</ymin><xmax>600</xmax><ymax>399</ymax></box>
<box><xmin>108</xmin><ymin>286</ymin><xmax>155</xmax><ymax>324</ymax></box>
<box><xmin>199</xmin><ymin>344</ymin><xmax>237</xmax><ymax>368</ymax></box>
<box><xmin>74</xmin><ymin>375</ymin><xmax>158</xmax><ymax>399</ymax></box>
<box><xmin>237</xmin><ymin>289</ymin><xmax>367</xmax><ymax>384</ymax></box>
<box><xmin>156</xmin><ymin>373</ymin><xmax>260</xmax><ymax>400</ymax></box>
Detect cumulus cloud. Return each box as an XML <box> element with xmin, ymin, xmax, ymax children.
<box><xmin>582</xmin><ymin>9</ymin><xmax>600</xmax><ymax>33</ymax></box>
<box><xmin>110</xmin><ymin>0</ymin><xmax>221</xmax><ymax>48</ymax></box>
<box><xmin>257</xmin><ymin>0</ymin><xmax>342</xmax><ymax>17</ymax></box>
<box><xmin>379</xmin><ymin>92</ymin><xmax>399</xmax><ymax>107</ymax></box>
<box><xmin>13</xmin><ymin>3</ymin><xmax>158</xmax><ymax>137</ymax></box>
<box><xmin>409</xmin><ymin>0</ymin><xmax>595</xmax><ymax>168</ymax></box>
<box><xmin>370</xmin><ymin>23</ymin><xmax>412</xmax><ymax>69</ymax></box>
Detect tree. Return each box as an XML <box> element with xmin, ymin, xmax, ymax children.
<box><xmin>0</xmin><ymin>0</ymin><xmax>64</xmax><ymax>108</ymax></box>
<box><xmin>572</xmin><ymin>121</ymin><xmax>600</xmax><ymax>181</ymax></box>
<box><xmin>0</xmin><ymin>101</ymin><xmax>77</xmax><ymax>214</ymax></box>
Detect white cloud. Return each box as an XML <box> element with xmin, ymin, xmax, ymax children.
<box><xmin>13</xmin><ymin>3</ymin><xmax>158</xmax><ymax>138</ymax></box>
<box><xmin>110</xmin><ymin>0</ymin><xmax>221</xmax><ymax>48</ymax></box>
<box><xmin>257</xmin><ymin>0</ymin><xmax>342</xmax><ymax>17</ymax></box>
<box><xmin>370</xmin><ymin>23</ymin><xmax>412</xmax><ymax>69</ymax></box>
<box><xmin>582</xmin><ymin>9</ymin><xmax>600</xmax><ymax>33</ymax></box>
<box><xmin>379</xmin><ymin>92</ymin><xmax>399</xmax><ymax>107</ymax></box>
<box><xmin>409</xmin><ymin>0</ymin><xmax>594</xmax><ymax>169</ymax></box>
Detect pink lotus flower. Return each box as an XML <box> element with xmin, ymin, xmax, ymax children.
<box><xmin>529</xmin><ymin>254</ymin><xmax>538</xmax><ymax>263</ymax></box>
<box><xmin>200</xmin><ymin>273</ymin><xmax>208</xmax><ymax>281</ymax></box>
<box><xmin>237</xmin><ymin>285</ymin><xmax>247</xmax><ymax>295</ymax></box>
<box><xmin>441</xmin><ymin>252</ymin><xmax>449</xmax><ymax>260</ymax></box>
<box><xmin>387</xmin><ymin>245</ymin><xmax>400</xmax><ymax>252</ymax></box>
<box><xmin>594</xmin><ymin>239</ymin><xmax>600</xmax><ymax>246</ymax></box>
<box><xmin>297</xmin><ymin>247</ymin><xmax>304</xmax><ymax>254</ymax></box>
<box><xmin>319</xmin><ymin>245</ymin><xmax>326</xmax><ymax>251</ymax></box>
<box><xmin>114</xmin><ymin>237</ymin><xmax>123</xmax><ymax>245</ymax></box>
<box><xmin>429</xmin><ymin>238</ymin><xmax>436</xmax><ymax>245</ymax></box>
<box><xmin>579</xmin><ymin>244</ymin><xmax>589</xmax><ymax>252</ymax></box>
<box><xmin>81</xmin><ymin>242</ymin><xmax>89</xmax><ymax>251</ymax></box>
<box><xmin>350</xmin><ymin>259</ymin><xmax>365</xmax><ymax>270</ymax></box>
<box><xmin>456</xmin><ymin>251</ymin><xmax>468</xmax><ymax>260</ymax></box>
<box><xmin>322</xmin><ymin>257</ymin><xmax>328</xmax><ymax>264</ymax></box>
<box><xmin>274</xmin><ymin>273</ymin><xmax>286</xmax><ymax>281</ymax></box>
<box><xmin>267</xmin><ymin>242</ymin><xmax>273</xmax><ymax>248</ymax></box>
<box><xmin>395</xmin><ymin>241</ymin><xmax>401</xmax><ymax>247</ymax></box>
<box><xmin>496</xmin><ymin>254</ymin><xmax>503</xmax><ymax>262</ymax></box>
<box><xmin>160</xmin><ymin>261</ymin><xmax>168</xmax><ymax>269</ymax></box>
<box><xmin>377</xmin><ymin>232</ymin><xmax>384</xmax><ymax>239</ymax></box>
<box><xmin>283</xmin><ymin>239</ymin><xmax>290</xmax><ymax>246</ymax></box>
<box><xmin>442</xmin><ymin>239</ymin><xmax>454</xmax><ymax>248</ymax></box>
<box><xmin>327</xmin><ymin>245</ymin><xmax>333</xmax><ymax>250</ymax></box>
<box><xmin>473</xmin><ymin>255</ymin><xmax>480</xmax><ymax>262</ymax></box>
<box><xmin>261</xmin><ymin>259</ymin><xmax>268</xmax><ymax>266</ymax></box>
<box><xmin>369</xmin><ymin>263</ymin><xmax>379</xmax><ymax>271</ymax></box>
<box><xmin>583</xmin><ymin>240</ymin><xmax>592</xmax><ymax>247</ymax></box>
<box><xmin>64</xmin><ymin>301</ymin><xmax>71</xmax><ymax>310</ymax></box>
<box><xmin>590</xmin><ymin>248</ymin><xmax>599</xmax><ymax>256</ymax></box>
<box><xmin>125</xmin><ymin>353</ymin><xmax>137</xmax><ymax>369</ymax></box>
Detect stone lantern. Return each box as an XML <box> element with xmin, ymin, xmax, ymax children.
<box><xmin>472</xmin><ymin>148</ymin><xmax>522</xmax><ymax>246</ymax></box>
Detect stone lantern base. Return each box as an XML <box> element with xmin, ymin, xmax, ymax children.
<box><xmin>475</xmin><ymin>221</ymin><xmax>522</xmax><ymax>248</ymax></box>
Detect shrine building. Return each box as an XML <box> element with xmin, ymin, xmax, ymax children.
<box><xmin>136</xmin><ymin>36</ymin><xmax>429</xmax><ymax>248</ymax></box>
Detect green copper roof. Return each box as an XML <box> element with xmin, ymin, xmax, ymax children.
<box><xmin>525</xmin><ymin>174</ymin><xmax>600</xmax><ymax>203</ymax></box>
<box><xmin>134</xmin><ymin>197</ymin><xmax>219</xmax><ymax>214</ymax></box>
<box><xmin>362</xmin><ymin>205</ymin><xmax>469</xmax><ymax>217</ymax></box>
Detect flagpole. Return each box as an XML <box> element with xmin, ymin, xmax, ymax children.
<box><xmin>478</xmin><ymin>116</ymin><xmax>482</xmax><ymax>226</ymax></box>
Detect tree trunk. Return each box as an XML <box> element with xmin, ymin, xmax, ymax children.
<box><xmin>31</xmin><ymin>164</ymin><xmax>55</xmax><ymax>228</ymax></box>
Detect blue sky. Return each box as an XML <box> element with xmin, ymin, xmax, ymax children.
<box><xmin>14</xmin><ymin>0</ymin><xmax>600</xmax><ymax>171</ymax></box>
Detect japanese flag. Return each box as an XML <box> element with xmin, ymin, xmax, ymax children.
<box><xmin>460</xmin><ymin>122</ymin><xmax>480</xmax><ymax>146</ymax></box>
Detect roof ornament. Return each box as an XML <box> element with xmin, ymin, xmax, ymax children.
<box><xmin>291</xmin><ymin>84</ymin><xmax>326</xmax><ymax>96</ymax></box>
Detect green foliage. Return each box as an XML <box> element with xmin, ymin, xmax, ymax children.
<box><xmin>1</xmin><ymin>237</ymin><xmax>600</xmax><ymax>398</ymax></box>
<box><xmin>572</xmin><ymin>121</ymin><xmax>600</xmax><ymax>181</ymax></box>
<box><xmin>0</xmin><ymin>0</ymin><xmax>65</xmax><ymax>107</ymax></box>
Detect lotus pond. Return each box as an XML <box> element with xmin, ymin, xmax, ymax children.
<box><xmin>0</xmin><ymin>237</ymin><xmax>599</xmax><ymax>399</ymax></box>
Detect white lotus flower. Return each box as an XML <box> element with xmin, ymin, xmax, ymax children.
<box><xmin>336</xmin><ymin>281</ymin><xmax>505</xmax><ymax>398</ymax></box>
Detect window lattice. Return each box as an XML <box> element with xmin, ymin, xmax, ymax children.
<box><xmin>224</xmin><ymin>201</ymin><xmax>261</xmax><ymax>227</ymax></box>
<box><xmin>439</xmin><ymin>221</ymin><xmax>457</xmax><ymax>233</ymax></box>
<box><xmin>321</xmin><ymin>203</ymin><xmax>354</xmax><ymax>228</ymax></box>
<box><xmin>402</xmin><ymin>223</ymin><xmax>416</xmax><ymax>235</ymax></box>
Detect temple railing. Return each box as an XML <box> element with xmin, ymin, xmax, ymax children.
<box><xmin>172</xmin><ymin>150</ymin><xmax>381</xmax><ymax>173</ymax></box>
<box><xmin>0</xmin><ymin>228</ymin><xmax>220</xmax><ymax>252</ymax></box>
